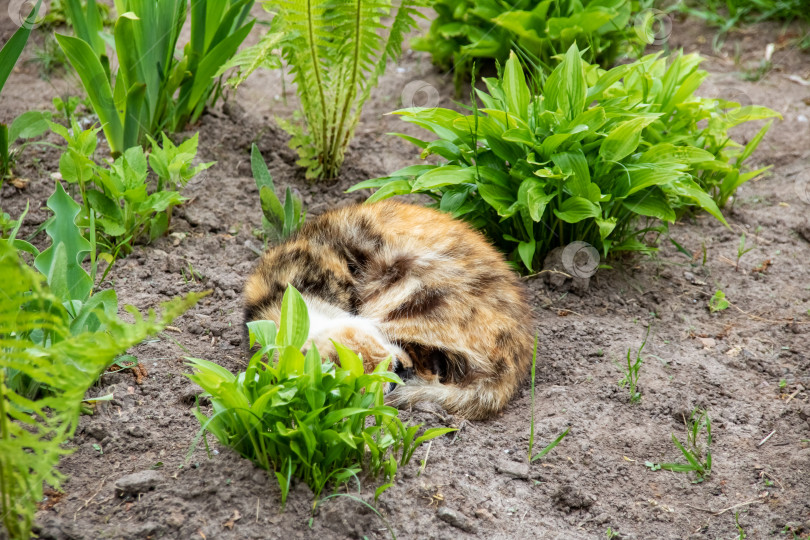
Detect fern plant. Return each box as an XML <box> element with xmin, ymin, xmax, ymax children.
<box><xmin>0</xmin><ymin>241</ymin><xmax>201</xmax><ymax>540</ymax></box>
<box><xmin>220</xmin><ymin>0</ymin><xmax>424</xmax><ymax>180</ymax></box>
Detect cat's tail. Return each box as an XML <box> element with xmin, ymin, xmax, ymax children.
<box><xmin>385</xmin><ymin>367</ymin><xmax>523</xmax><ymax>420</ymax></box>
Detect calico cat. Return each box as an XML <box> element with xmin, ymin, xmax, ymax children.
<box><xmin>243</xmin><ymin>200</ymin><xmax>534</xmax><ymax>419</ymax></box>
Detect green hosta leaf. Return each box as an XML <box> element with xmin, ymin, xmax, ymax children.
<box><xmin>600</xmin><ymin>115</ymin><xmax>660</xmax><ymax>162</ymax></box>
<box><xmin>544</xmin><ymin>44</ymin><xmax>587</xmax><ymax>119</ymax></box>
<box><xmin>278</xmin><ymin>285</ymin><xmax>309</xmax><ymax>349</ymax></box>
<box><xmin>669</xmin><ymin>177</ymin><xmax>727</xmax><ymax>225</ymax></box>
<box><xmin>639</xmin><ymin>143</ymin><xmax>716</xmax><ymax>164</ymax></box>
<box><xmin>502</xmin><ymin>51</ymin><xmax>530</xmax><ymax>121</ymax></box>
<box><xmin>477</xmin><ymin>182</ymin><xmax>516</xmax><ymax>217</ymax></box>
<box><xmin>518</xmin><ymin>179</ymin><xmax>555</xmax><ymax>222</ymax></box>
<box><xmin>553</xmin><ymin>196</ymin><xmax>600</xmax><ymax>224</ymax></box>
<box><xmin>412</xmin><ymin>165</ymin><xmax>477</xmax><ymax>191</ymax></box>
<box><xmin>247</xmin><ymin>319</ymin><xmax>278</xmax><ymax>349</ymax></box>
<box><xmin>424</xmin><ymin>140</ymin><xmax>462</xmax><ymax>161</ymax></box>
<box><xmin>333</xmin><ymin>341</ymin><xmax>363</xmax><ymax>378</ymax></box>
<box><xmin>34</xmin><ymin>183</ymin><xmax>92</xmax><ymax>302</ymax></box>
<box><xmin>595</xmin><ymin>217</ymin><xmax>617</xmax><ymax>240</ymax></box>
<box><xmin>518</xmin><ymin>240</ymin><xmax>535</xmax><ymax>271</ymax></box>
<box><xmin>552</xmin><ymin>150</ymin><xmax>592</xmax><ymax>199</ymax></box>
<box><xmin>368</xmin><ymin>179</ymin><xmax>413</xmax><ymax>203</ymax></box>
<box><xmin>623</xmin><ymin>188</ymin><xmax>676</xmax><ymax>222</ymax></box>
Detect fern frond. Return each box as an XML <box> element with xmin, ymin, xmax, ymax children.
<box><xmin>217</xmin><ymin>31</ymin><xmax>285</xmax><ymax>88</ymax></box>
<box><xmin>0</xmin><ymin>242</ymin><xmax>201</xmax><ymax>540</ymax></box>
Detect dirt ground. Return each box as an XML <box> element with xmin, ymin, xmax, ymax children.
<box><xmin>1</xmin><ymin>8</ymin><xmax>809</xmax><ymax>540</ymax></box>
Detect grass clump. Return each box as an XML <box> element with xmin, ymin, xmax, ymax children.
<box><xmin>618</xmin><ymin>327</ymin><xmax>649</xmax><ymax>403</ymax></box>
<box><xmin>352</xmin><ymin>46</ymin><xmax>778</xmax><ymax>272</ymax></box>
<box><xmin>186</xmin><ymin>285</ymin><xmax>454</xmax><ymax>506</ymax></box>
<box><xmin>646</xmin><ymin>408</ymin><xmax>713</xmax><ymax>483</ymax></box>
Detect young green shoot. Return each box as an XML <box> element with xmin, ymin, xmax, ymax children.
<box><xmin>709</xmin><ymin>290</ymin><xmax>730</xmax><ymax>313</ymax></box>
<box><xmin>647</xmin><ymin>409</ymin><xmax>713</xmax><ymax>483</ymax></box>
<box><xmin>619</xmin><ymin>327</ymin><xmax>649</xmax><ymax>404</ymax></box>
<box><xmin>736</xmin><ymin>232</ymin><xmax>754</xmax><ymax>271</ymax></box>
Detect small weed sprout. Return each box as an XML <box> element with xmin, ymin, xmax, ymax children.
<box><xmin>647</xmin><ymin>409</ymin><xmax>713</xmax><ymax>483</ymax></box>
<box><xmin>619</xmin><ymin>327</ymin><xmax>649</xmax><ymax>404</ymax></box>
<box><xmin>708</xmin><ymin>290</ymin><xmax>730</xmax><ymax>313</ymax></box>
<box><xmin>734</xmin><ymin>510</ymin><xmax>747</xmax><ymax>539</ymax></box>
<box><xmin>736</xmin><ymin>232</ymin><xmax>754</xmax><ymax>271</ymax></box>
<box><xmin>527</xmin><ymin>335</ymin><xmax>570</xmax><ymax>462</ymax></box>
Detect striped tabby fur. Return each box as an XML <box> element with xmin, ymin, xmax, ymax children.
<box><xmin>243</xmin><ymin>201</ymin><xmax>533</xmax><ymax>419</ymax></box>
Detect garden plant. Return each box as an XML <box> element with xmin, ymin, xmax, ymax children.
<box><xmin>219</xmin><ymin>0</ymin><xmax>425</xmax><ymax>179</ymax></box>
<box><xmin>187</xmin><ymin>286</ymin><xmax>454</xmax><ymax>506</ymax></box>
<box><xmin>350</xmin><ymin>46</ymin><xmax>778</xmax><ymax>271</ymax></box>
<box><xmin>56</xmin><ymin>0</ymin><xmax>255</xmax><ymax>155</ymax></box>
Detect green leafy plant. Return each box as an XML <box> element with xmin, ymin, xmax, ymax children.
<box><xmin>412</xmin><ymin>0</ymin><xmax>649</xmax><ymax>92</ymax></box>
<box><xmin>736</xmin><ymin>232</ymin><xmax>754</xmax><ymax>270</ymax></box>
<box><xmin>186</xmin><ymin>285</ymin><xmax>454</xmax><ymax>506</ymax></box>
<box><xmin>0</xmin><ymin>0</ymin><xmax>44</xmax><ymax>184</ymax></box>
<box><xmin>50</xmin><ymin>120</ymin><xmax>213</xmax><ymax>256</ymax></box>
<box><xmin>56</xmin><ymin>0</ymin><xmax>255</xmax><ymax>156</ymax></box>
<box><xmin>618</xmin><ymin>327</ymin><xmax>649</xmax><ymax>403</ymax></box>
<box><xmin>646</xmin><ymin>409</ymin><xmax>712</xmax><ymax>483</ymax></box>
<box><xmin>351</xmin><ymin>46</ymin><xmax>778</xmax><ymax>272</ymax></box>
<box><xmin>4</xmin><ymin>186</ymin><xmax>122</xmax><ymax>399</ymax></box>
<box><xmin>219</xmin><ymin>0</ymin><xmax>424</xmax><ymax>179</ymax></box>
<box><xmin>0</xmin><ymin>241</ymin><xmax>200</xmax><ymax>540</ymax></box>
<box><xmin>527</xmin><ymin>335</ymin><xmax>570</xmax><ymax>462</ymax></box>
<box><xmin>708</xmin><ymin>290</ymin><xmax>730</xmax><ymax>313</ymax></box>
<box><xmin>250</xmin><ymin>144</ymin><xmax>305</xmax><ymax>243</ymax></box>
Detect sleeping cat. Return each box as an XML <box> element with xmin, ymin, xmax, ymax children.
<box><xmin>243</xmin><ymin>200</ymin><xmax>534</xmax><ymax>419</ymax></box>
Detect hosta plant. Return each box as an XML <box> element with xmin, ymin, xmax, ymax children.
<box><xmin>412</xmin><ymin>0</ymin><xmax>648</xmax><ymax>91</ymax></box>
<box><xmin>187</xmin><ymin>286</ymin><xmax>454</xmax><ymax>505</ymax></box>
<box><xmin>56</xmin><ymin>0</ymin><xmax>255</xmax><ymax>155</ymax></box>
<box><xmin>350</xmin><ymin>46</ymin><xmax>778</xmax><ymax>272</ymax></box>
<box><xmin>219</xmin><ymin>0</ymin><xmax>425</xmax><ymax>179</ymax></box>
<box><xmin>0</xmin><ymin>241</ymin><xmax>200</xmax><ymax>540</ymax></box>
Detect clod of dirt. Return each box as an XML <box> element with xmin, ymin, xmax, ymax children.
<box><xmin>436</xmin><ymin>506</ymin><xmax>478</xmax><ymax>534</ymax></box>
<box><xmin>32</xmin><ymin>517</ymin><xmax>82</xmax><ymax>540</ymax></box>
<box><xmin>114</xmin><ymin>470</ymin><xmax>165</xmax><ymax>496</ymax></box>
<box><xmin>83</xmin><ymin>424</ymin><xmax>109</xmax><ymax>441</ymax></box>
<box><xmin>125</xmin><ymin>425</ymin><xmax>149</xmax><ymax>438</ymax></box>
<box><xmin>542</xmin><ymin>247</ymin><xmax>591</xmax><ymax>294</ymax></box>
<box><xmin>552</xmin><ymin>484</ymin><xmax>595</xmax><ymax>512</ymax></box>
<box><xmin>494</xmin><ymin>459</ymin><xmax>531</xmax><ymax>480</ymax></box>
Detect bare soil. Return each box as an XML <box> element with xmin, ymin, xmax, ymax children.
<box><xmin>1</xmin><ymin>10</ymin><xmax>809</xmax><ymax>540</ymax></box>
